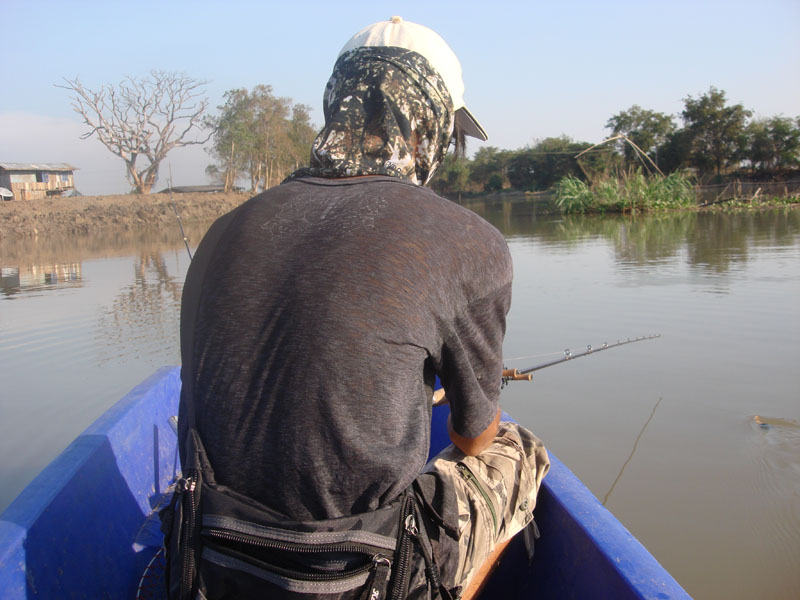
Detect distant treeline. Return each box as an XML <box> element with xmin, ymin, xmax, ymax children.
<box><xmin>429</xmin><ymin>86</ymin><xmax>800</xmax><ymax>197</ymax></box>
<box><xmin>203</xmin><ymin>84</ymin><xmax>800</xmax><ymax>198</ymax></box>
<box><xmin>60</xmin><ymin>72</ymin><xmax>798</xmax><ymax>198</ymax></box>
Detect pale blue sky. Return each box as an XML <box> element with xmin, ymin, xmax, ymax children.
<box><xmin>2</xmin><ymin>0</ymin><xmax>798</xmax><ymax>195</ymax></box>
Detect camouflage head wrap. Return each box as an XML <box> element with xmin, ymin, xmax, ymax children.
<box><xmin>289</xmin><ymin>46</ymin><xmax>455</xmax><ymax>186</ymax></box>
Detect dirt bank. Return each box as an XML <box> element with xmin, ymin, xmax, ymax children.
<box><xmin>0</xmin><ymin>192</ymin><xmax>250</xmax><ymax>238</ymax></box>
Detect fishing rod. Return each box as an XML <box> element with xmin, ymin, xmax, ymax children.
<box><xmin>168</xmin><ymin>165</ymin><xmax>193</xmax><ymax>261</ymax></box>
<box><xmin>431</xmin><ymin>334</ymin><xmax>662</xmax><ymax>404</ymax></box>
<box><xmin>501</xmin><ymin>334</ymin><xmax>661</xmax><ymax>383</ymax></box>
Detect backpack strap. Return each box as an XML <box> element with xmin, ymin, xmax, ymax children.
<box><xmin>161</xmin><ymin>429</ymin><xmax>207</xmax><ymax>600</ymax></box>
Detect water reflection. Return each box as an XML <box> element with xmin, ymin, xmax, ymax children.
<box><xmin>0</xmin><ymin>223</ymin><xmax>211</xmax><ymax>267</ymax></box>
<box><xmin>1</xmin><ymin>263</ymin><xmax>83</xmax><ymax>297</ymax></box>
<box><xmin>96</xmin><ymin>251</ymin><xmax>184</xmax><ymax>365</ymax></box>
<box><xmin>0</xmin><ymin>224</ymin><xmax>210</xmax><ymax>515</ymax></box>
<box><xmin>461</xmin><ymin>199</ymin><xmax>800</xmax><ymax>275</ymax></box>
<box><xmin>686</xmin><ymin>209</ymin><xmax>799</xmax><ymax>274</ymax></box>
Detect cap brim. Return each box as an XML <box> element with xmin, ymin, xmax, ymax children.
<box><xmin>455</xmin><ymin>106</ymin><xmax>487</xmax><ymax>141</ymax></box>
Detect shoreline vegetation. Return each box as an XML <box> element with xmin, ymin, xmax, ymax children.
<box><xmin>552</xmin><ymin>171</ymin><xmax>800</xmax><ymax>214</ymax></box>
<box><xmin>555</xmin><ymin>172</ymin><xmax>695</xmax><ymax>213</ymax></box>
<box><xmin>1</xmin><ymin>182</ymin><xmax>798</xmax><ymax>239</ymax></box>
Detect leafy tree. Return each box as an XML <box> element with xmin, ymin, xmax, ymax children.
<box><xmin>486</xmin><ymin>173</ymin><xmax>504</xmax><ymax>192</ymax></box>
<box><xmin>505</xmin><ymin>149</ymin><xmax>537</xmax><ymax>190</ymax></box>
<box><xmin>746</xmin><ymin>119</ymin><xmax>772</xmax><ymax>172</ymax></box>
<box><xmin>430</xmin><ymin>154</ymin><xmax>470</xmax><ymax>196</ymax></box>
<box><xmin>656</xmin><ymin>129</ymin><xmax>694</xmax><ymax>174</ymax></box>
<box><xmin>681</xmin><ymin>87</ymin><xmax>751</xmax><ymax>176</ymax></box>
<box><xmin>287</xmin><ymin>104</ymin><xmax>317</xmax><ymax>171</ymax></box>
<box><xmin>507</xmin><ymin>137</ymin><xmax>595</xmax><ymax>191</ymax></box>
<box><xmin>468</xmin><ymin>147</ymin><xmax>511</xmax><ymax>192</ymax></box>
<box><xmin>206</xmin><ymin>85</ymin><xmax>315</xmax><ymax>193</ymax></box>
<box><xmin>606</xmin><ymin>105</ymin><xmax>676</xmax><ymax>168</ymax></box>
<box><xmin>745</xmin><ymin>116</ymin><xmax>800</xmax><ymax>172</ymax></box>
<box><xmin>204</xmin><ymin>89</ymin><xmax>253</xmax><ymax>191</ymax></box>
<box><xmin>61</xmin><ymin>71</ymin><xmax>210</xmax><ymax>194</ymax></box>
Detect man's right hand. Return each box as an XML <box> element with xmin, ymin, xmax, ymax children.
<box><xmin>432</xmin><ymin>388</ymin><xmax>448</xmax><ymax>406</ymax></box>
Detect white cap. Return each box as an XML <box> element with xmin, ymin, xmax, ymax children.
<box><xmin>338</xmin><ymin>16</ymin><xmax>487</xmax><ymax>141</ymax></box>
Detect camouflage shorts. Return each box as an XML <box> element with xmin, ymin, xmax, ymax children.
<box><xmin>423</xmin><ymin>421</ymin><xmax>550</xmax><ymax>590</ymax></box>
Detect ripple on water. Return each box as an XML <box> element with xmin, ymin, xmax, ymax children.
<box><xmin>746</xmin><ymin>415</ymin><xmax>800</xmax><ymax>578</ymax></box>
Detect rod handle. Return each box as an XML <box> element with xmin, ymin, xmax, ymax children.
<box><xmin>509</xmin><ymin>372</ymin><xmax>532</xmax><ymax>381</ymax></box>
<box><xmin>502</xmin><ymin>368</ymin><xmax>532</xmax><ymax>381</ymax></box>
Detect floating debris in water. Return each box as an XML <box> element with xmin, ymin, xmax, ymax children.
<box><xmin>754</xmin><ymin>415</ymin><xmax>773</xmax><ymax>429</ymax></box>
<box><xmin>753</xmin><ymin>415</ymin><xmax>800</xmax><ymax>430</ymax></box>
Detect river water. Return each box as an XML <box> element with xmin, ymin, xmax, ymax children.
<box><xmin>1</xmin><ymin>206</ymin><xmax>798</xmax><ymax>599</ymax></box>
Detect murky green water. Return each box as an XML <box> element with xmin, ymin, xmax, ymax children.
<box><xmin>1</xmin><ymin>207</ymin><xmax>798</xmax><ymax>599</ymax></box>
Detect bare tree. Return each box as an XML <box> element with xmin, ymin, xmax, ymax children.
<box><xmin>60</xmin><ymin>71</ymin><xmax>211</xmax><ymax>193</ymax></box>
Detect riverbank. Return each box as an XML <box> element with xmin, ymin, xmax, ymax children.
<box><xmin>0</xmin><ymin>192</ymin><xmax>249</xmax><ymax>238</ymax></box>
<box><xmin>3</xmin><ymin>189</ymin><xmax>797</xmax><ymax>239</ymax></box>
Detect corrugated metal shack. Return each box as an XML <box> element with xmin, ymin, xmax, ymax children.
<box><xmin>0</xmin><ymin>163</ymin><xmax>76</xmax><ymax>201</ymax></box>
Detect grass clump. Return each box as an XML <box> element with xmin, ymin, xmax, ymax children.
<box><xmin>555</xmin><ymin>170</ymin><xmax>695</xmax><ymax>214</ymax></box>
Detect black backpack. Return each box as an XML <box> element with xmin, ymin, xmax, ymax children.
<box><xmin>160</xmin><ymin>429</ymin><xmax>457</xmax><ymax>600</ymax></box>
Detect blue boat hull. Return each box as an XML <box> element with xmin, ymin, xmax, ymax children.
<box><xmin>0</xmin><ymin>367</ymin><xmax>691</xmax><ymax>598</ymax></box>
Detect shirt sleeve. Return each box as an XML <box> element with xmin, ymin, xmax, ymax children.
<box><xmin>437</xmin><ymin>281</ymin><xmax>512</xmax><ymax>438</ymax></box>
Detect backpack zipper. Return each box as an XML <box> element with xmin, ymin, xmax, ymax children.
<box><xmin>390</xmin><ymin>495</ymin><xmax>417</xmax><ymax>600</ymax></box>
<box><xmin>203</xmin><ymin>527</ymin><xmax>390</xmax><ymax>583</ymax></box>
<box><xmin>178</xmin><ymin>472</ymin><xmax>198</xmax><ymax>599</ymax></box>
<box><xmin>456</xmin><ymin>462</ymin><xmax>498</xmax><ymax>535</ymax></box>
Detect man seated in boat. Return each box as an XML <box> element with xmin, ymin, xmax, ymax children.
<box><xmin>176</xmin><ymin>16</ymin><xmax>549</xmax><ymax>599</ymax></box>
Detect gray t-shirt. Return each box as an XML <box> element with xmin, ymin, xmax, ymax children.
<box><xmin>179</xmin><ymin>175</ymin><xmax>512</xmax><ymax>521</ymax></box>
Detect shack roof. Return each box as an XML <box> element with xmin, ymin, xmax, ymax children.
<box><xmin>0</xmin><ymin>163</ymin><xmax>77</xmax><ymax>172</ymax></box>
<box><xmin>157</xmin><ymin>185</ymin><xmax>229</xmax><ymax>194</ymax></box>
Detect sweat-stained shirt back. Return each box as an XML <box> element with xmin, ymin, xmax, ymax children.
<box><xmin>178</xmin><ymin>175</ymin><xmax>512</xmax><ymax>521</ymax></box>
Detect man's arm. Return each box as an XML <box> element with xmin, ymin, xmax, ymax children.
<box><xmin>435</xmin><ymin>236</ymin><xmax>512</xmax><ymax>457</ymax></box>
<box><xmin>447</xmin><ymin>407</ymin><xmax>501</xmax><ymax>456</ymax></box>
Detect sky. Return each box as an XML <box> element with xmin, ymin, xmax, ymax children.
<box><xmin>1</xmin><ymin>0</ymin><xmax>798</xmax><ymax>196</ymax></box>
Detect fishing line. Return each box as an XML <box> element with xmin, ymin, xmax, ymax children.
<box><xmin>603</xmin><ymin>396</ymin><xmax>662</xmax><ymax>506</ymax></box>
<box><xmin>168</xmin><ymin>164</ymin><xmax>193</xmax><ymax>261</ymax></box>
<box><xmin>503</xmin><ymin>351</ymin><xmax>565</xmax><ymax>363</ymax></box>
